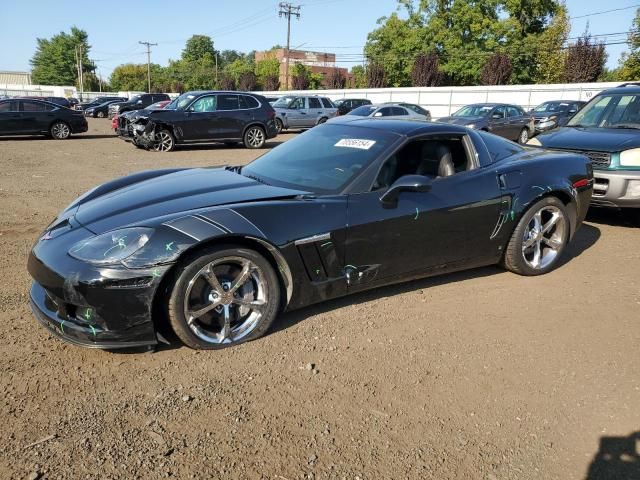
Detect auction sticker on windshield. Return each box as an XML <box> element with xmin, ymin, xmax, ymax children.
<box><xmin>334</xmin><ymin>139</ymin><xmax>376</xmax><ymax>150</ymax></box>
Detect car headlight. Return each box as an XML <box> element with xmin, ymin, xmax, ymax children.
<box><xmin>526</xmin><ymin>137</ymin><xmax>542</xmax><ymax>146</ymax></box>
<box><xmin>620</xmin><ymin>148</ymin><xmax>640</xmax><ymax>167</ymax></box>
<box><xmin>466</xmin><ymin>123</ymin><xmax>476</xmax><ymax>129</ymax></box>
<box><xmin>69</xmin><ymin>227</ymin><xmax>153</xmax><ymax>264</ymax></box>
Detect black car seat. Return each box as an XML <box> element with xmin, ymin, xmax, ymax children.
<box><xmin>416</xmin><ymin>142</ymin><xmax>455</xmax><ymax>177</ymax></box>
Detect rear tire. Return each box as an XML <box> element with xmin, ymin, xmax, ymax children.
<box><xmin>50</xmin><ymin>121</ymin><xmax>71</xmax><ymax>140</ymax></box>
<box><xmin>275</xmin><ymin>118</ymin><xmax>284</xmax><ymax>134</ymax></box>
<box><xmin>96</xmin><ymin>111</ymin><xmax>106</xmax><ymax>118</ymax></box>
<box><xmin>166</xmin><ymin>246</ymin><xmax>280</xmax><ymax>350</ymax></box>
<box><xmin>518</xmin><ymin>128</ymin><xmax>529</xmax><ymax>144</ymax></box>
<box><xmin>317</xmin><ymin>117</ymin><xmax>328</xmax><ymax>125</ymax></box>
<box><xmin>243</xmin><ymin>125</ymin><xmax>266</xmax><ymax>149</ymax></box>
<box><xmin>503</xmin><ymin>196</ymin><xmax>570</xmax><ymax>276</ymax></box>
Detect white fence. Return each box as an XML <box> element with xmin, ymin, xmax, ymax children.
<box><xmin>261</xmin><ymin>82</ymin><xmax>625</xmax><ymax>118</ymax></box>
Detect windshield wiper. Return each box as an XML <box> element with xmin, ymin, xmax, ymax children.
<box><xmin>566</xmin><ymin>124</ymin><xmax>589</xmax><ymax>128</ymax></box>
<box><xmin>608</xmin><ymin>124</ymin><xmax>640</xmax><ymax>130</ymax></box>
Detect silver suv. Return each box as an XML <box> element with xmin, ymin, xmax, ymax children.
<box><xmin>272</xmin><ymin>95</ymin><xmax>337</xmax><ymax>132</ymax></box>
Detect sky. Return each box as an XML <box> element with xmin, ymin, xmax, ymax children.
<box><xmin>0</xmin><ymin>0</ymin><xmax>637</xmax><ymax>80</ymax></box>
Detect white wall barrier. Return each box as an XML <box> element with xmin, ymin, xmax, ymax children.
<box><xmin>260</xmin><ymin>82</ymin><xmax>625</xmax><ymax>119</ymax></box>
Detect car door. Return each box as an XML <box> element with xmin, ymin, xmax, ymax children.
<box><xmin>0</xmin><ymin>100</ymin><xmax>20</xmax><ymax>134</ymax></box>
<box><xmin>488</xmin><ymin>105</ymin><xmax>509</xmax><ymax>138</ymax></box>
<box><xmin>216</xmin><ymin>94</ymin><xmax>247</xmax><ymax>139</ymax></box>
<box><xmin>345</xmin><ymin>135</ymin><xmax>502</xmax><ymax>290</ymax></box>
<box><xmin>506</xmin><ymin>106</ymin><xmax>526</xmax><ymax>140</ymax></box>
<box><xmin>307</xmin><ymin>97</ymin><xmax>323</xmax><ymax>126</ymax></box>
<box><xmin>285</xmin><ymin>97</ymin><xmax>307</xmax><ymax>128</ymax></box>
<box><xmin>18</xmin><ymin>100</ymin><xmax>53</xmax><ymax>133</ymax></box>
<box><xmin>183</xmin><ymin>94</ymin><xmax>221</xmax><ymax>140</ymax></box>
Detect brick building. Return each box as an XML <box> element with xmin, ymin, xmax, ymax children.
<box><xmin>255</xmin><ymin>49</ymin><xmax>350</xmax><ymax>89</ymax></box>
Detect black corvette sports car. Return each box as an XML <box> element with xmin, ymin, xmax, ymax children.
<box><xmin>28</xmin><ymin>119</ymin><xmax>593</xmax><ymax>350</ymax></box>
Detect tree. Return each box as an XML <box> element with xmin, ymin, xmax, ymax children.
<box><xmin>349</xmin><ymin>65</ymin><xmax>367</xmax><ymax>88</ymax></box>
<box><xmin>619</xmin><ymin>9</ymin><xmax>640</xmax><ymax>81</ymax></box>
<box><xmin>219</xmin><ymin>74</ymin><xmax>236</xmax><ymax>90</ymax></box>
<box><xmin>255</xmin><ymin>58</ymin><xmax>280</xmax><ymax>89</ymax></box>
<box><xmin>534</xmin><ymin>5</ymin><xmax>569</xmax><ymax>83</ymax></box>
<box><xmin>326</xmin><ymin>68</ymin><xmax>346</xmax><ymax>89</ymax></box>
<box><xmin>366</xmin><ymin>63</ymin><xmax>386</xmax><ymax>88</ymax></box>
<box><xmin>481</xmin><ymin>53</ymin><xmax>513</xmax><ymax>85</ymax></box>
<box><xmin>181</xmin><ymin>35</ymin><xmax>216</xmax><ymax>63</ymax></box>
<box><xmin>110</xmin><ymin>63</ymin><xmax>164</xmax><ymax>91</ymax></box>
<box><xmin>263</xmin><ymin>75</ymin><xmax>280</xmax><ymax>91</ymax></box>
<box><xmin>564</xmin><ymin>33</ymin><xmax>606</xmax><ymax>83</ymax></box>
<box><xmin>291</xmin><ymin>64</ymin><xmax>310</xmax><ymax>90</ymax></box>
<box><xmin>31</xmin><ymin>27</ymin><xmax>95</xmax><ymax>86</ymax></box>
<box><xmin>238</xmin><ymin>72</ymin><xmax>257</xmax><ymax>91</ymax></box>
<box><xmin>223</xmin><ymin>58</ymin><xmax>254</xmax><ymax>86</ymax></box>
<box><xmin>411</xmin><ymin>52</ymin><xmax>441</xmax><ymax>86</ymax></box>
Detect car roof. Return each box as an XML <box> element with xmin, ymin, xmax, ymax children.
<box><xmin>329</xmin><ymin>117</ymin><xmax>468</xmax><ymax>135</ymax></box>
<box><xmin>600</xmin><ymin>83</ymin><xmax>640</xmax><ymax>94</ymax></box>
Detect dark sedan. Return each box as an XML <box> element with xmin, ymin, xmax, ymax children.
<box><xmin>438</xmin><ymin>103</ymin><xmax>534</xmax><ymax>144</ymax></box>
<box><xmin>123</xmin><ymin>91</ymin><xmax>278</xmax><ymax>151</ymax></box>
<box><xmin>334</xmin><ymin>98</ymin><xmax>372</xmax><ymax>115</ymax></box>
<box><xmin>531</xmin><ymin>100</ymin><xmax>585</xmax><ymax>133</ymax></box>
<box><xmin>79</xmin><ymin>96</ymin><xmax>127</xmax><ymax>111</ymax></box>
<box><xmin>83</xmin><ymin>99</ymin><xmax>126</xmax><ymax>118</ymax></box>
<box><xmin>28</xmin><ymin>118</ymin><xmax>592</xmax><ymax>350</ymax></box>
<box><xmin>0</xmin><ymin>98</ymin><xmax>88</xmax><ymax>139</ymax></box>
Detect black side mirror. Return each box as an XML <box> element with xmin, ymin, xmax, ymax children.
<box><xmin>380</xmin><ymin>175</ymin><xmax>432</xmax><ymax>208</ymax></box>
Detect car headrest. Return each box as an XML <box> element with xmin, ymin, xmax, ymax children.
<box><xmin>417</xmin><ymin>142</ymin><xmax>455</xmax><ymax>178</ymax></box>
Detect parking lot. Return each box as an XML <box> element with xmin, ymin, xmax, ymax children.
<box><xmin>0</xmin><ymin>118</ymin><xmax>639</xmax><ymax>479</ymax></box>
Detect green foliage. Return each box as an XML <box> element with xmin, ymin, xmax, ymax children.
<box><xmin>255</xmin><ymin>58</ymin><xmax>280</xmax><ymax>83</ymax></box>
<box><xmin>110</xmin><ymin>63</ymin><xmax>163</xmax><ymax>91</ymax></box>
<box><xmin>181</xmin><ymin>35</ymin><xmax>216</xmax><ymax>63</ymax></box>
<box><xmin>349</xmin><ymin>65</ymin><xmax>367</xmax><ymax>88</ymax></box>
<box><xmin>364</xmin><ymin>0</ymin><xmax>566</xmax><ymax>86</ymax></box>
<box><xmin>291</xmin><ymin>63</ymin><xmax>311</xmax><ymax>90</ymax></box>
<box><xmin>31</xmin><ymin>27</ymin><xmax>95</xmax><ymax>86</ymax></box>
<box><xmin>618</xmin><ymin>9</ymin><xmax>640</xmax><ymax>81</ymax></box>
<box><xmin>533</xmin><ymin>6</ymin><xmax>569</xmax><ymax>84</ymax></box>
<box><xmin>223</xmin><ymin>59</ymin><xmax>254</xmax><ymax>85</ymax></box>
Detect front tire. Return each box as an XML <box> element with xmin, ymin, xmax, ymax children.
<box><xmin>275</xmin><ymin>118</ymin><xmax>284</xmax><ymax>134</ymax></box>
<box><xmin>50</xmin><ymin>121</ymin><xmax>71</xmax><ymax>140</ymax></box>
<box><xmin>96</xmin><ymin>111</ymin><xmax>106</xmax><ymax>118</ymax></box>
<box><xmin>244</xmin><ymin>125</ymin><xmax>266</xmax><ymax>149</ymax></box>
<box><xmin>167</xmin><ymin>246</ymin><xmax>281</xmax><ymax>350</ymax></box>
<box><xmin>503</xmin><ymin>197</ymin><xmax>569</xmax><ymax>276</ymax></box>
<box><xmin>153</xmin><ymin>129</ymin><xmax>175</xmax><ymax>152</ymax></box>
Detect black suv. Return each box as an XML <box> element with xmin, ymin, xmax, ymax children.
<box><xmin>79</xmin><ymin>96</ymin><xmax>126</xmax><ymax>111</ymax></box>
<box><xmin>109</xmin><ymin>93</ymin><xmax>170</xmax><ymax>118</ymax></box>
<box><xmin>122</xmin><ymin>91</ymin><xmax>278</xmax><ymax>151</ymax></box>
<box><xmin>334</xmin><ymin>98</ymin><xmax>372</xmax><ymax>116</ymax></box>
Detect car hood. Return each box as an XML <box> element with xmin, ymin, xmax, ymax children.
<box><xmin>73</xmin><ymin>167</ymin><xmax>309</xmax><ymax>234</ymax></box>
<box><xmin>535</xmin><ymin>126</ymin><xmax>640</xmax><ymax>152</ymax></box>
<box><xmin>437</xmin><ymin>116</ymin><xmax>485</xmax><ymax>125</ymax></box>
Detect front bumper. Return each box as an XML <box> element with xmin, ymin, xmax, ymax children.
<box><xmin>534</xmin><ymin>120</ymin><xmax>556</xmax><ymax>133</ymax></box>
<box><xmin>591</xmin><ymin>169</ymin><xmax>640</xmax><ymax>209</ymax></box>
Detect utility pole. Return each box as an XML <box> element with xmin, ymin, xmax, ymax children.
<box><xmin>278</xmin><ymin>2</ymin><xmax>301</xmax><ymax>90</ymax></box>
<box><xmin>75</xmin><ymin>45</ymin><xmax>84</xmax><ymax>100</ymax></box>
<box><xmin>139</xmin><ymin>41</ymin><xmax>158</xmax><ymax>92</ymax></box>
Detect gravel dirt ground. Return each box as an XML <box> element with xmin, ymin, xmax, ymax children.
<box><xmin>0</xmin><ymin>119</ymin><xmax>639</xmax><ymax>480</ymax></box>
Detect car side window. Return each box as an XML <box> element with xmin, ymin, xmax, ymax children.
<box><xmin>0</xmin><ymin>101</ymin><xmax>16</xmax><ymax>112</ymax></box>
<box><xmin>377</xmin><ymin>107</ymin><xmax>395</xmax><ymax>117</ymax></box>
<box><xmin>392</xmin><ymin>107</ymin><xmax>408</xmax><ymax>116</ymax></box>
<box><xmin>21</xmin><ymin>101</ymin><xmax>52</xmax><ymax>112</ymax></box>
<box><xmin>506</xmin><ymin>106</ymin><xmax>521</xmax><ymax>117</ymax></box>
<box><xmin>240</xmin><ymin>95</ymin><xmax>260</xmax><ymax>109</ymax></box>
<box><xmin>477</xmin><ymin>131</ymin><xmax>523</xmax><ymax>163</ymax></box>
<box><xmin>372</xmin><ymin>137</ymin><xmax>473</xmax><ymax>191</ymax></box>
<box><xmin>492</xmin><ymin>106</ymin><xmax>506</xmax><ymax>119</ymax></box>
<box><xmin>309</xmin><ymin>98</ymin><xmax>322</xmax><ymax>109</ymax></box>
<box><xmin>321</xmin><ymin>98</ymin><xmax>333</xmax><ymax>108</ymax></box>
<box><xmin>191</xmin><ymin>96</ymin><xmax>217</xmax><ymax>112</ymax></box>
<box><xmin>217</xmin><ymin>95</ymin><xmax>239</xmax><ymax>111</ymax></box>
<box><xmin>290</xmin><ymin>97</ymin><xmax>305</xmax><ymax>109</ymax></box>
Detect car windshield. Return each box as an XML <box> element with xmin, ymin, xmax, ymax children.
<box><xmin>241</xmin><ymin>124</ymin><xmax>399</xmax><ymax>194</ymax></box>
<box><xmin>534</xmin><ymin>102</ymin><xmax>569</xmax><ymax>113</ymax></box>
<box><xmin>334</xmin><ymin>99</ymin><xmax>344</xmax><ymax>106</ymax></box>
<box><xmin>453</xmin><ymin>105</ymin><xmax>493</xmax><ymax>117</ymax></box>
<box><xmin>272</xmin><ymin>96</ymin><xmax>296</xmax><ymax>108</ymax></box>
<box><xmin>147</xmin><ymin>101</ymin><xmax>167</xmax><ymax>110</ymax></box>
<box><xmin>349</xmin><ymin>105</ymin><xmax>377</xmax><ymax>116</ymax></box>
<box><xmin>567</xmin><ymin>93</ymin><xmax>640</xmax><ymax>129</ymax></box>
<box><xmin>166</xmin><ymin>93</ymin><xmax>196</xmax><ymax>110</ymax></box>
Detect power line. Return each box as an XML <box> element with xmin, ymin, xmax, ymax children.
<box><xmin>279</xmin><ymin>2</ymin><xmax>301</xmax><ymax>89</ymax></box>
<box><xmin>572</xmin><ymin>4</ymin><xmax>640</xmax><ymax>19</ymax></box>
<box><xmin>139</xmin><ymin>41</ymin><xmax>158</xmax><ymax>92</ymax></box>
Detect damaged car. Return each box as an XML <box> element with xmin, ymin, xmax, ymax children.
<box><xmin>127</xmin><ymin>91</ymin><xmax>278</xmax><ymax>151</ymax></box>
<box><xmin>28</xmin><ymin>119</ymin><xmax>592</xmax><ymax>351</ymax></box>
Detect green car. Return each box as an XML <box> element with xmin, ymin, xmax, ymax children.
<box><xmin>527</xmin><ymin>83</ymin><xmax>640</xmax><ymax>212</ymax></box>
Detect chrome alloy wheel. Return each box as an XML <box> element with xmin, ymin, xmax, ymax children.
<box><xmin>154</xmin><ymin>131</ymin><xmax>173</xmax><ymax>151</ymax></box>
<box><xmin>51</xmin><ymin>122</ymin><xmax>70</xmax><ymax>139</ymax></box>
<box><xmin>522</xmin><ymin>205</ymin><xmax>566</xmax><ymax>270</ymax></box>
<box><xmin>246</xmin><ymin>127</ymin><xmax>265</xmax><ymax>148</ymax></box>
<box><xmin>519</xmin><ymin>128</ymin><xmax>529</xmax><ymax>144</ymax></box>
<box><xmin>183</xmin><ymin>256</ymin><xmax>268</xmax><ymax>345</ymax></box>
